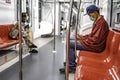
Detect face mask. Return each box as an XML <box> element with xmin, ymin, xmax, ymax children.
<box><xmin>90</xmin><ymin>17</ymin><xmax>96</xmax><ymax>21</ymax></box>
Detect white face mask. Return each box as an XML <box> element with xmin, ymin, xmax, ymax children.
<box><xmin>89</xmin><ymin>16</ymin><xmax>96</xmax><ymax>21</ymax></box>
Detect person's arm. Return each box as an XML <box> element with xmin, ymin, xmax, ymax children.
<box><xmin>77</xmin><ymin>34</ymin><xmax>83</xmax><ymax>40</ymax></box>
<box><xmin>85</xmin><ymin>25</ymin><xmax>108</xmax><ymax>45</ymax></box>
<box><xmin>77</xmin><ymin>34</ymin><xmax>90</xmax><ymax>40</ymax></box>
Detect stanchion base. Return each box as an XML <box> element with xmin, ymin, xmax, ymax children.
<box><xmin>62</xmin><ymin>40</ymin><xmax>65</xmax><ymax>43</ymax></box>
<box><xmin>52</xmin><ymin>50</ymin><xmax>57</xmax><ymax>53</ymax></box>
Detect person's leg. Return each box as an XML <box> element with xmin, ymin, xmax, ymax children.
<box><xmin>28</xmin><ymin>29</ymin><xmax>33</xmax><ymax>43</ymax></box>
<box><xmin>23</xmin><ymin>29</ymin><xmax>37</xmax><ymax>53</ymax></box>
<box><xmin>69</xmin><ymin>40</ymin><xmax>76</xmax><ymax>69</ymax></box>
<box><xmin>60</xmin><ymin>40</ymin><xmax>87</xmax><ymax>73</ymax></box>
<box><xmin>69</xmin><ymin>40</ymin><xmax>87</xmax><ymax>69</ymax></box>
<box><xmin>28</xmin><ymin>29</ymin><xmax>37</xmax><ymax>48</ymax></box>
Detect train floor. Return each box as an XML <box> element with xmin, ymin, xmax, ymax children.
<box><xmin>0</xmin><ymin>36</ymin><xmax>73</xmax><ymax>80</ymax></box>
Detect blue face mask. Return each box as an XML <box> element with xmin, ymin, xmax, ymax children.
<box><xmin>89</xmin><ymin>17</ymin><xmax>96</xmax><ymax>21</ymax></box>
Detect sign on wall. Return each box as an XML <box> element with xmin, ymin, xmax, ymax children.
<box><xmin>6</xmin><ymin>0</ymin><xmax>11</xmax><ymax>4</ymax></box>
<box><xmin>0</xmin><ymin>0</ymin><xmax>11</xmax><ymax>4</ymax></box>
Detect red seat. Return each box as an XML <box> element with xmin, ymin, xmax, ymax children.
<box><xmin>77</xmin><ymin>32</ymin><xmax>120</xmax><ymax>68</ymax></box>
<box><xmin>0</xmin><ymin>24</ymin><xmax>20</xmax><ymax>50</ymax></box>
<box><xmin>75</xmin><ymin>31</ymin><xmax>120</xmax><ymax>80</ymax></box>
<box><xmin>75</xmin><ymin>65</ymin><xmax>114</xmax><ymax>80</ymax></box>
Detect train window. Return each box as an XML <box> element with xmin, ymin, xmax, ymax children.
<box><xmin>114</xmin><ymin>13</ymin><xmax>120</xmax><ymax>29</ymax></box>
<box><xmin>117</xmin><ymin>13</ymin><xmax>120</xmax><ymax>23</ymax></box>
<box><xmin>111</xmin><ymin>0</ymin><xmax>120</xmax><ymax>28</ymax></box>
<box><xmin>112</xmin><ymin>0</ymin><xmax>120</xmax><ymax>31</ymax></box>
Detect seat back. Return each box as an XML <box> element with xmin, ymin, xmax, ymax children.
<box><xmin>0</xmin><ymin>24</ymin><xmax>14</xmax><ymax>39</ymax></box>
<box><xmin>105</xmin><ymin>31</ymin><xmax>114</xmax><ymax>52</ymax></box>
<box><xmin>110</xmin><ymin>32</ymin><xmax>120</xmax><ymax>56</ymax></box>
<box><xmin>118</xmin><ymin>45</ymin><xmax>120</xmax><ymax>61</ymax></box>
<box><xmin>117</xmin><ymin>41</ymin><xmax>120</xmax><ymax>69</ymax></box>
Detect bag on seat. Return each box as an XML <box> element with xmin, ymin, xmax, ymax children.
<box><xmin>9</xmin><ymin>28</ymin><xmax>19</xmax><ymax>40</ymax></box>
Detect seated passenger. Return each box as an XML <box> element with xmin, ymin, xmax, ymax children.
<box><xmin>22</xmin><ymin>12</ymin><xmax>38</xmax><ymax>53</ymax></box>
<box><xmin>59</xmin><ymin>5</ymin><xmax>109</xmax><ymax>73</ymax></box>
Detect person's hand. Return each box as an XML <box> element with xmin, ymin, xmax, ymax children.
<box><xmin>77</xmin><ymin>34</ymin><xmax>83</xmax><ymax>40</ymax></box>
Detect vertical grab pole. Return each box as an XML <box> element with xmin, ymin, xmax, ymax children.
<box><xmin>18</xmin><ymin>0</ymin><xmax>23</xmax><ymax>80</ymax></box>
<box><xmin>65</xmin><ymin>0</ymin><xmax>74</xmax><ymax>80</ymax></box>
<box><xmin>53</xmin><ymin>0</ymin><xmax>57</xmax><ymax>53</ymax></box>
<box><xmin>110</xmin><ymin>0</ymin><xmax>113</xmax><ymax>27</ymax></box>
<box><xmin>75</xmin><ymin>0</ymin><xmax>81</xmax><ymax>58</ymax></box>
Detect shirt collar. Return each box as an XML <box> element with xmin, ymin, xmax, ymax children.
<box><xmin>94</xmin><ymin>15</ymin><xmax>104</xmax><ymax>25</ymax></box>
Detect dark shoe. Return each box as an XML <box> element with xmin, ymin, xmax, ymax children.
<box><xmin>69</xmin><ymin>67</ymin><xmax>76</xmax><ymax>73</ymax></box>
<box><xmin>63</xmin><ymin>62</ymin><xmax>76</xmax><ymax>67</ymax></box>
<box><xmin>63</xmin><ymin>62</ymin><xmax>77</xmax><ymax>67</ymax></box>
<box><xmin>29</xmin><ymin>49</ymin><xmax>38</xmax><ymax>53</ymax></box>
<box><xmin>64</xmin><ymin>62</ymin><xmax>66</xmax><ymax>66</ymax></box>
<box><xmin>29</xmin><ymin>44</ymin><xmax>37</xmax><ymax>48</ymax></box>
<box><xmin>59</xmin><ymin>68</ymin><xmax>65</xmax><ymax>73</ymax></box>
<box><xmin>32</xmin><ymin>44</ymin><xmax>37</xmax><ymax>48</ymax></box>
<box><xmin>59</xmin><ymin>67</ymin><xmax>75</xmax><ymax>73</ymax></box>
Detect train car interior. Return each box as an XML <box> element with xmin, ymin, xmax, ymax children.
<box><xmin>0</xmin><ymin>0</ymin><xmax>120</xmax><ymax>80</ymax></box>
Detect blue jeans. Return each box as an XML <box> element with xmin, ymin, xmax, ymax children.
<box><xmin>69</xmin><ymin>36</ymin><xmax>88</xmax><ymax>69</ymax></box>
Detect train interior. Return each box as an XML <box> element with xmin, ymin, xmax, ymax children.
<box><xmin>0</xmin><ymin>0</ymin><xmax>120</xmax><ymax>80</ymax></box>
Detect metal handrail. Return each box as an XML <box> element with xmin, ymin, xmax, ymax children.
<box><xmin>18</xmin><ymin>0</ymin><xmax>23</xmax><ymax>80</ymax></box>
<box><xmin>75</xmin><ymin>0</ymin><xmax>81</xmax><ymax>58</ymax></box>
<box><xmin>53</xmin><ymin>0</ymin><xmax>57</xmax><ymax>53</ymax></box>
<box><xmin>65</xmin><ymin>0</ymin><xmax>74</xmax><ymax>80</ymax></box>
<box><xmin>65</xmin><ymin>0</ymin><xmax>82</xmax><ymax>79</ymax></box>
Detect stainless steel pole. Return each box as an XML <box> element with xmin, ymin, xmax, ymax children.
<box><xmin>65</xmin><ymin>0</ymin><xmax>74</xmax><ymax>80</ymax></box>
<box><xmin>53</xmin><ymin>0</ymin><xmax>57</xmax><ymax>53</ymax></box>
<box><xmin>18</xmin><ymin>0</ymin><xmax>23</xmax><ymax>80</ymax></box>
<box><xmin>75</xmin><ymin>0</ymin><xmax>81</xmax><ymax>58</ymax></box>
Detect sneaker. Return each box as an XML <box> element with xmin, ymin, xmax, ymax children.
<box><xmin>29</xmin><ymin>49</ymin><xmax>38</xmax><ymax>53</ymax></box>
<box><xmin>32</xmin><ymin>44</ymin><xmax>37</xmax><ymax>48</ymax></box>
<box><xmin>64</xmin><ymin>62</ymin><xmax>66</xmax><ymax>66</ymax></box>
<box><xmin>59</xmin><ymin>68</ymin><xmax>65</xmax><ymax>73</ymax></box>
<box><xmin>63</xmin><ymin>62</ymin><xmax>76</xmax><ymax>67</ymax></box>
<box><xmin>59</xmin><ymin>67</ymin><xmax>75</xmax><ymax>73</ymax></box>
<box><xmin>29</xmin><ymin>44</ymin><xmax>37</xmax><ymax>48</ymax></box>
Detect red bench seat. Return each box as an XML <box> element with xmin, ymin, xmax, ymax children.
<box><xmin>75</xmin><ymin>30</ymin><xmax>120</xmax><ymax>80</ymax></box>
<box><xmin>0</xmin><ymin>24</ymin><xmax>19</xmax><ymax>50</ymax></box>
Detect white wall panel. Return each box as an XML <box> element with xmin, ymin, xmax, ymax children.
<box><xmin>0</xmin><ymin>0</ymin><xmax>16</xmax><ymax>24</ymax></box>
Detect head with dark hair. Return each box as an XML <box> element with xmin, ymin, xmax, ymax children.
<box><xmin>22</xmin><ymin>12</ymin><xmax>28</xmax><ymax>22</ymax></box>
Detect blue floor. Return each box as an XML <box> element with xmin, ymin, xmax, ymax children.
<box><xmin>0</xmin><ymin>37</ymin><xmax>65</xmax><ymax>80</ymax></box>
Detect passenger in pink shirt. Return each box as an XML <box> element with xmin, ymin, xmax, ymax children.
<box><xmin>60</xmin><ymin>5</ymin><xmax>109</xmax><ymax>73</ymax></box>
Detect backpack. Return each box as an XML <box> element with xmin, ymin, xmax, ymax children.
<box><xmin>9</xmin><ymin>28</ymin><xmax>19</xmax><ymax>40</ymax></box>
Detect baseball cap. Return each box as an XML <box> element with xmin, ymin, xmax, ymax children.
<box><xmin>85</xmin><ymin>5</ymin><xmax>99</xmax><ymax>15</ymax></box>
